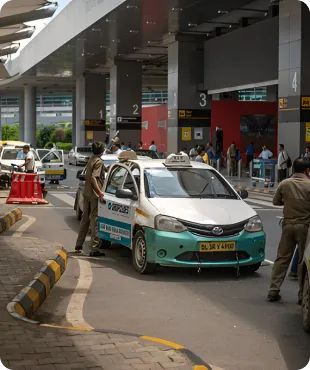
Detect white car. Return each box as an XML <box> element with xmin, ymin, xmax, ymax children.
<box><xmin>68</xmin><ymin>146</ymin><xmax>93</xmax><ymax>166</ymax></box>
<box><xmin>0</xmin><ymin>146</ymin><xmax>46</xmax><ymax>185</ymax></box>
<box><xmin>302</xmin><ymin>236</ymin><xmax>310</xmax><ymax>333</ymax></box>
<box><xmin>98</xmin><ymin>152</ymin><xmax>266</xmax><ymax>274</ymax></box>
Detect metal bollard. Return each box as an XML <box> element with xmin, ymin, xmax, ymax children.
<box><xmin>238</xmin><ymin>159</ymin><xmax>242</xmax><ymax>179</ymax></box>
<box><xmin>227</xmin><ymin>159</ymin><xmax>230</xmax><ymax>176</ymax></box>
<box><xmin>216</xmin><ymin>158</ymin><xmax>221</xmax><ymax>172</ymax></box>
<box><xmin>274</xmin><ymin>164</ymin><xmax>278</xmax><ymax>184</ymax></box>
<box><xmin>249</xmin><ymin>161</ymin><xmax>253</xmax><ymax>178</ymax></box>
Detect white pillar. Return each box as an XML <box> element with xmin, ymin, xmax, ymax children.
<box><xmin>72</xmin><ymin>92</ymin><xmax>76</xmax><ymax>147</ymax></box>
<box><xmin>19</xmin><ymin>93</ymin><xmax>25</xmax><ymax>141</ymax></box>
<box><xmin>24</xmin><ymin>86</ymin><xmax>36</xmax><ymax>146</ymax></box>
<box><xmin>75</xmin><ymin>76</ymin><xmax>85</xmax><ymax>147</ymax></box>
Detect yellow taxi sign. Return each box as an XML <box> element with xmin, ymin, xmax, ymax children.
<box><xmin>164</xmin><ymin>153</ymin><xmax>192</xmax><ymax>167</ymax></box>
<box><xmin>302</xmin><ymin>97</ymin><xmax>310</xmax><ymax>108</ymax></box>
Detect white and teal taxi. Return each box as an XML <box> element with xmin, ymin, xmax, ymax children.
<box><xmin>301</xmin><ymin>238</ymin><xmax>310</xmax><ymax>333</ymax></box>
<box><xmin>98</xmin><ymin>152</ymin><xmax>266</xmax><ymax>274</ymax></box>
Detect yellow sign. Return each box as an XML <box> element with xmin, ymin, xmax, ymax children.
<box><xmin>179</xmin><ymin>110</ymin><xmax>185</xmax><ymax>118</ymax></box>
<box><xmin>86</xmin><ymin>131</ymin><xmax>94</xmax><ymax>140</ymax></box>
<box><xmin>181</xmin><ymin>127</ymin><xmax>192</xmax><ymax>141</ymax></box>
<box><xmin>168</xmin><ymin>110</ymin><xmax>171</xmax><ymax>118</ymax></box>
<box><xmin>306</xmin><ymin>123</ymin><xmax>310</xmax><ymax>142</ymax></box>
<box><xmin>85</xmin><ymin>120</ymin><xmax>90</xmax><ymax>126</ymax></box>
<box><xmin>302</xmin><ymin>97</ymin><xmax>310</xmax><ymax>108</ymax></box>
<box><xmin>279</xmin><ymin>97</ymin><xmax>288</xmax><ymax>109</ymax></box>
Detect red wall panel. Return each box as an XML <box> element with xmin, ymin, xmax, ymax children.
<box><xmin>142</xmin><ymin>105</ymin><xmax>168</xmax><ymax>152</ymax></box>
<box><xmin>211</xmin><ymin>100</ymin><xmax>278</xmax><ymax>158</ymax></box>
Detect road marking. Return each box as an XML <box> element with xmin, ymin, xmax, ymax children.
<box><xmin>66</xmin><ymin>258</ymin><xmax>94</xmax><ymax>329</ymax></box>
<box><xmin>140</xmin><ymin>336</ymin><xmax>184</xmax><ymax>350</ymax></box>
<box><xmin>12</xmin><ymin>215</ymin><xmax>36</xmax><ymax>238</ymax></box>
<box><xmin>50</xmin><ymin>192</ymin><xmax>76</xmax><ymax>195</ymax></box>
<box><xmin>264</xmin><ymin>259</ymin><xmax>274</xmax><ymax>265</ymax></box>
<box><xmin>49</xmin><ymin>193</ymin><xmax>75</xmax><ymax>207</ymax></box>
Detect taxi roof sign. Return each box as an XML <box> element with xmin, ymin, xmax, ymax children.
<box><xmin>164</xmin><ymin>153</ymin><xmax>192</xmax><ymax>167</ymax></box>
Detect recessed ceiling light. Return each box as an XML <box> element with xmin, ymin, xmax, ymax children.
<box><xmin>218</xmin><ymin>10</ymin><xmax>229</xmax><ymax>14</ymax></box>
<box><xmin>171</xmin><ymin>7</ymin><xmax>182</xmax><ymax>11</ymax></box>
<box><xmin>188</xmin><ymin>23</ymin><xmax>198</xmax><ymax>27</ymax></box>
<box><xmin>146</xmin><ymin>21</ymin><xmax>156</xmax><ymax>25</ymax></box>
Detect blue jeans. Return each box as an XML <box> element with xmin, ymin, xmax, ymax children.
<box><xmin>291</xmin><ymin>247</ymin><xmax>299</xmax><ymax>274</ymax></box>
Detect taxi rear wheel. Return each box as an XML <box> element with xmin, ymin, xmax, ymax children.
<box><xmin>132</xmin><ymin>231</ymin><xmax>156</xmax><ymax>274</ymax></box>
<box><xmin>302</xmin><ymin>272</ymin><xmax>310</xmax><ymax>333</ymax></box>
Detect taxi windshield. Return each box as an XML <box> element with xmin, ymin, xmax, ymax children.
<box><xmin>2</xmin><ymin>149</ymin><xmax>39</xmax><ymax>161</ymax></box>
<box><xmin>145</xmin><ymin>168</ymin><xmax>237</xmax><ymax>199</ymax></box>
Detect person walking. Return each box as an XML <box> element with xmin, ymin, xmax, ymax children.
<box><xmin>278</xmin><ymin>144</ymin><xmax>289</xmax><ymax>182</ymax></box>
<box><xmin>267</xmin><ymin>158</ymin><xmax>310</xmax><ymax>303</ymax></box>
<box><xmin>227</xmin><ymin>142</ymin><xmax>237</xmax><ymax>176</ymax></box>
<box><xmin>75</xmin><ymin>142</ymin><xmax>107</xmax><ymax>257</ymax></box>
<box><xmin>207</xmin><ymin>143</ymin><xmax>216</xmax><ymax>166</ymax></box>
<box><xmin>246</xmin><ymin>142</ymin><xmax>255</xmax><ymax>169</ymax></box>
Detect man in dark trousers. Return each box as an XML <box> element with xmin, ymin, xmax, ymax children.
<box><xmin>75</xmin><ymin>141</ymin><xmax>107</xmax><ymax>257</ymax></box>
<box><xmin>268</xmin><ymin>159</ymin><xmax>310</xmax><ymax>303</ymax></box>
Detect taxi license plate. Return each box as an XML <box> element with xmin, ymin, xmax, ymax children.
<box><xmin>46</xmin><ymin>175</ymin><xmax>61</xmax><ymax>180</ymax></box>
<box><xmin>200</xmin><ymin>242</ymin><xmax>236</xmax><ymax>252</ymax></box>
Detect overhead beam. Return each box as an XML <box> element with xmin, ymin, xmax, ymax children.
<box><xmin>0</xmin><ymin>3</ymin><xmax>57</xmax><ymax>28</ymax></box>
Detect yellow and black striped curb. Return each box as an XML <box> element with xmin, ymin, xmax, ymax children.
<box><xmin>7</xmin><ymin>245</ymin><xmax>68</xmax><ymax>324</ymax></box>
<box><xmin>234</xmin><ymin>185</ymin><xmax>276</xmax><ymax>194</ymax></box>
<box><xmin>0</xmin><ymin>208</ymin><xmax>22</xmax><ymax>233</ymax></box>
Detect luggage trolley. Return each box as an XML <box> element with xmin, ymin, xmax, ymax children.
<box><xmin>252</xmin><ymin>159</ymin><xmax>277</xmax><ymax>189</ymax></box>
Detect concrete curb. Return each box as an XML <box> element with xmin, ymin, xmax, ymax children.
<box><xmin>0</xmin><ymin>208</ymin><xmax>22</xmax><ymax>233</ymax></box>
<box><xmin>234</xmin><ymin>185</ymin><xmax>276</xmax><ymax>195</ymax></box>
<box><xmin>7</xmin><ymin>245</ymin><xmax>68</xmax><ymax>324</ymax></box>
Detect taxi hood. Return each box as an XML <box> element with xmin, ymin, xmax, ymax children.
<box><xmin>148</xmin><ymin>198</ymin><xmax>256</xmax><ymax>225</ymax></box>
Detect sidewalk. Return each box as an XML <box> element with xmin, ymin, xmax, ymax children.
<box><xmin>0</xmin><ymin>236</ymin><xmax>200</xmax><ymax>370</ymax></box>
<box><xmin>221</xmin><ymin>173</ymin><xmax>278</xmax><ymax>194</ymax></box>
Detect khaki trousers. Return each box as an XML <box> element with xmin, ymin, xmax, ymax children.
<box><xmin>269</xmin><ymin>223</ymin><xmax>308</xmax><ymax>298</ymax></box>
<box><xmin>76</xmin><ymin>195</ymin><xmax>99</xmax><ymax>251</ymax></box>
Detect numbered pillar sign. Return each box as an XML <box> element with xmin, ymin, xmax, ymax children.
<box><xmin>199</xmin><ymin>93</ymin><xmax>207</xmax><ymax>107</ymax></box>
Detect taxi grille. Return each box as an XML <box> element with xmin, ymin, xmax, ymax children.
<box><xmin>178</xmin><ymin>219</ymin><xmax>248</xmax><ymax>238</ymax></box>
<box><xmin>176</xmin><ymin>251</ymin><xmax>250</xmax><ymax>263</ymax></box>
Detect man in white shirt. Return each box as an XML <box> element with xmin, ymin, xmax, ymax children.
<box><xmin>258</xmin><ymin>146</ymin><xmax>273</xmax><ymax>160</ymax></box>
<box><xmin>149</xmin><ymin>141</ymin><xmax>157</xmax><ymax>151</ymax></box>
<box><xmin>112</xmin><ymin>143</ymin><xmax>123</xmax><ymax>155</ymax></box>
<box><xmin>278</xmin><ymin>144</ymin><xmax>288</xmax><ymax>182</ymax></box>
<box><xmin>19</xmin><ymin>145</ymin><xmax>36</xmax><ymax>173</ymax></box>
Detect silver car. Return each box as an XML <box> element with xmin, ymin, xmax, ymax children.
<box><xmin>74</xmin><ymin>154</ymin><xmax>151</xmax><ymax>219</ymax></box>
<box><xmin>68</xmin><ymin>146</ymin><xmax>93</xmax><ymax>166</ymax></box>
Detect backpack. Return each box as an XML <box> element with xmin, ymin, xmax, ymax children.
<box><xmin>283</xmin><ymin>152</ymin><xmax>292</xmax><ymax>168</ymax></box>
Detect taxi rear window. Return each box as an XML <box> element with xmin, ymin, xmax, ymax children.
<box><xmin>144</xmin><ymin>168</ymin><xmax>237</xmax><ymax>199</ymax></box>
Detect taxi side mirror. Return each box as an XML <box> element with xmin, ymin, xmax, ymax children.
<box><xmin>238</xmin><ymin>189</ymin><xmax>248</xmax><ymax>199</ymax></box>
<box><xmin>116</xmin><ymin>188</ymin><xmax>138</xmax><ymax>201</ymax></box>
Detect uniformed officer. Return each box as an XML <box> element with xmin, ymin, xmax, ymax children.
<box><xmin>268</xmin><ymin>158</ymin><xmax>310</xmax><ymax>302</ymax></box>
<box><xmin>75</xmin><ymin>141</ymin><xmax>107</xmax><ymax>257</ymax></box>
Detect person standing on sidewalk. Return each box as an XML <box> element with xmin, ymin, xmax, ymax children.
<box><xmin>227</xmin><ymin>142</ymin><xmax>237</xmax><ymax>176</ymax></box>
<box><xmin>278</xmin><ymin>144</ymin><xmax>290</xmax><ymax>182</ymax></box>
<box><xmin>267</xmin><ymin>158</ymin><xmax>310</xmax><ymax>303</ymax></box>
<box><xmin>19</xmin><ymin>145</ymin><xmax>36</xmax><ymax>173</ymax></box>
<box><xmin>246</xmin><ymin>142</ymin><xmax>255</xmax><ymax>169</ymax></box>
<box><xmin>75</xmin><ymin>142</ymin><xmax>107</xmax><ymax>257</ymax></box>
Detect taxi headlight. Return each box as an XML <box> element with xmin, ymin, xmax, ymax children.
<box><xmin>155</xmin><ymin>215</ymin><xmax>187</xmax><ymax>233</ymax></box>
<box><xmin>244</xmin><ymin>216</ymin><xmax>263</xmax><ymax>233</ymax></box>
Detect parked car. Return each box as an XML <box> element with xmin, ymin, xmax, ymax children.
<box><xmin>74</xmin><ymin>154</ymin><xmax>152</xmax><ymax>220</ymax></box>
<box><xmin>135</xmin><ymin>149</ymin><xmax>160</xmax><ymax>159</ymax></box>
<box><xmin>68</xmin><ymin>146</ymin><xmax>93</xmax><ymax>166</ymax></box>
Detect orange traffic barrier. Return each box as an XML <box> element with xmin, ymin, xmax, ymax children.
<box><xmin>6</xmin><ymin>173</ymin><xmax>48</xmax><ymax>205</ymax></box>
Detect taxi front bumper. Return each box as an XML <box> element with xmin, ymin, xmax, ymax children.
<box><xmin>144</xmin><ymin>228</ymin><xmax>266</xmax><ymax>268</ymax></box>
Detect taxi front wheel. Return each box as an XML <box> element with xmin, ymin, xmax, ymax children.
<box><xmin>132</xmin><ymin>231</ymin><xmax>157</xmax><ymax>274</ymax></box>
<box><xmin>302</xmin><ymin>272</ymin><xmax>310</xmax><ymax>333</ymax></box>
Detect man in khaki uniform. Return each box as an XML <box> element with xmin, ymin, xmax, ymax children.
<box><xmin>75</xmin><ymin>142</ymin><xmax>107</xmax><ymax>257</ymax></box>
<box><xmin>268</xmin><ymin>159</ymin><xmax>310</xmax><ymax>302</ymax></box>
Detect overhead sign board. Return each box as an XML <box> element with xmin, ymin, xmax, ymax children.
<box><xmin>84</xmin><ymin>120</ymin><xmax>106</xmax><ymax>127</ymax></box>
<box><xmin>302</xmin><ymin>97</ymin><xmax>310</xmax><ymax>108</ymax></box>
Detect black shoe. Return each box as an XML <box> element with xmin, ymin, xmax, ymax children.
<box><xmin>267</xmin><ymin>294</ymin><xmax>282</xmax><ymax>302</ymax></box>
<box><xmin>89</xmin><ymin>251</ymin><xmax>105</xmax><ymax>257</ymax></box>
<box><xmin>75</xmin><ymin>246</ymin><xmax>82</xmax><ymax>252</ymax></box>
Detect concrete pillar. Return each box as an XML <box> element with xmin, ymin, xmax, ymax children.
<box><xmin>24</xmin><ymin>86</ymin><xmax>36</xmax><ymax>146</ymax></box>
<box><xmin>19</xmin><ymin>93</ymin><xmax>25</xmax><ymax>142</ymax></box>
<box><xmin>278</xmin><ymin>0</ymin><xmax>310</xmax><ymax>159</ymax></box>
<box><xmin>109</xmin><ymin>60</ymin><xmax>142</xmax><ymax>146</ymax></box>
<box><xmin>75</xmin><ymin>74</ymin><xmax>106</xmax><ymax>147</ymax></box>
<box><xmin>168</xmin><ymin>38</ymin><xmax>210</xmax><ymax>153</ymax></box>
<box><xmin>72</xmin><ymin>92</ymin><xmax>76</xmax><ymax>148</ymax></box>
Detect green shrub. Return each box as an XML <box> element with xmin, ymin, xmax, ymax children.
<box><xmin>56</xmin><ymin>142</ymin><xmax>72</xmax><ymax>150</ymax></box>
<box><xmin>44</xmin><ymin>142</ymin><xmax>54</xmax><ymax>149</ymax></box>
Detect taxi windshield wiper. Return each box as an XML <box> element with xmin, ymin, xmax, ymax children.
<box><xmin>215</xmin><ymin>194</ymin><xmax>237</xmax><ymax>199</ymax></box>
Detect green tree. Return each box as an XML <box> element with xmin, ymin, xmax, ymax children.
<box><xmin>39</xmin><ymin>126</ymin><xmax>56</xmax><ymax>147</ymax></box>
<box><xmin>2</xmin><ymin>124</ymin><xmax>19</xmax><ymax>141</ymax></box>
<box><xmin>64</xmin><ymin>128</ymin><xmax>72</xmax><ymax>143</ymax></box>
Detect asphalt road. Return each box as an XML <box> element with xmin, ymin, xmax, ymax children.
<box><xmin>16</xmin><ymin>163</ymin><xmax>310</xmax><ymax>370</ymax></box>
